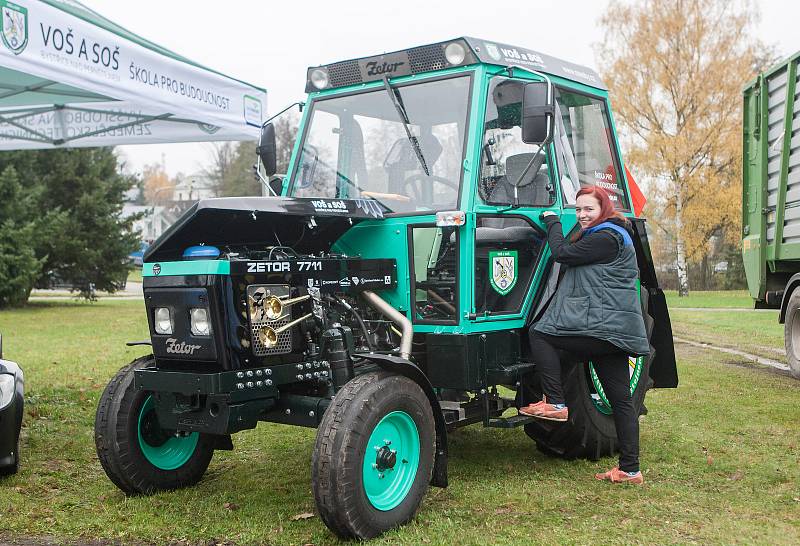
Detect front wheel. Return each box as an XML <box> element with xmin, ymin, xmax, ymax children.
<box><xmin>312</xmin><ymin>371</ymin><xmax>435</xmax><ymax>540</ymax></box>
<box><xmin>94</xmin><ymin>355</ymin><xmax>215</xmax><ymax>495</ymax></box>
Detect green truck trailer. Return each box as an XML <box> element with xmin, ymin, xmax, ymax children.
<box><xmin>743</xmin><ymin>51</ymin><xmax>800</xmax><ymax>378</ymax></box>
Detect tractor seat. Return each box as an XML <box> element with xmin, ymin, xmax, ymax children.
<box><xmin>475</xmin><ymin>225</ymin><xmax>538</xmax><ymax>245</ymax></box>
<box><xmin>487</xmin><ymin>152</ymin><xmax>551</xmax><ymax>207</ymax></box>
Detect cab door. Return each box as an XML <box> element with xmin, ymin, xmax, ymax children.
<box><xmin>470</xmin><ymin>76</ymin><xmax>557</xmax><ymax>323</ymax></box>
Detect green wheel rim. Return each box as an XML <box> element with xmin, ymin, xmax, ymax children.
<box><xmin>588</xmin><ymin>356</ymin><xmax>644</xmax><ymax>415</ymax></box>
<box><xmin>137</xmin><ymin>395</ymin><xmax>199</xmax><ymax>470</ymax></box>
<box><xmin>362</xmin><ymin>411</ymin><xmax>420</xmax><ymax>511</ymax></box>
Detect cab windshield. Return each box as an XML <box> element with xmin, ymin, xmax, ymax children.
<box><xmin>288</xmin><ymin>74</ymin><xmax>471</xmax><ymax>213</ymax></box>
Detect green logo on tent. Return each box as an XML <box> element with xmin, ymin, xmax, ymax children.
<box><xmin>489</xmin><ymin>250</ymin><xmax>517</xmax><ymax>295</ymax></box>
<box><xmin>1</xmin><ymin>1</ymin><xmax>27</xmax><ymax>55</ymax></box>
<box><xmin>197</xmin><ymin>123</ymin><xmax>221</xmax><ymax>134</ymax></box>
<box><xmin>243</xmin><ymin>95</ymin><xmax>263</xmax><ymax>127</ymax></box>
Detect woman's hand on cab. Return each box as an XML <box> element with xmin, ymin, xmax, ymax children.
<box><xmin>540</xmin><ymin>210</ymin><xmax>558</xmax><ymax>221</ymax></box>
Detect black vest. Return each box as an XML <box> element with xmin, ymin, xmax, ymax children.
<box><xmin>533</xmin><ymin>222</ymin><xmax>650</xmax><ymax>355</ymax></box>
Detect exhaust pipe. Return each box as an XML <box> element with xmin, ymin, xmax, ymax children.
<box><xmin>361</xmin><ymin>290</ymin><xmax>413</xmax><ymax>359</ymax></box>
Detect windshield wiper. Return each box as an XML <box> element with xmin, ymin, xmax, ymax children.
<box><xmin>381</xmin><ymin>76</ymin><xmax>430</xmax><ymax>176</ymax></box>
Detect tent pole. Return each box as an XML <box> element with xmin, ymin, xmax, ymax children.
<box><xmin>0</xmin><ymin>114</ymin><xmax>53</xmax><ymax>142</ymax></box>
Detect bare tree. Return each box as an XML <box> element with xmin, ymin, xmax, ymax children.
<box><xmin>203</xmin><ymin>142</ymin><xmax>236</xmax><ymax>196</ymax></box>
<box><xmin>274</xmin><ymin>111</ymin><xmax>300</xmax><ymax>176</ymax></box>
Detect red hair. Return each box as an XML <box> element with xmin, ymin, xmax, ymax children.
<box><xmin>572</xmin><ymin>186</ymin><xmax>628</xmax><ymax>240</ymax></box>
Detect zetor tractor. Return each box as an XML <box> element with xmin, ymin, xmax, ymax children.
<box><xmin>95</xmin><ymin>38</ymin><xmax>677</xmax><ymax>539</ymax></box>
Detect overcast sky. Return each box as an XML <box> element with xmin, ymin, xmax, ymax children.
<box><xmin>78</xmin><ymin>0</ymin><xmax>798</xmax><ymax>178</ymax></box>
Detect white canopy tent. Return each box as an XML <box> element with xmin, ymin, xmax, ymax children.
<box><xmin>0</xmin><ymin>0</ymin><xmax>266</xmax><ymax>149</ymax></box>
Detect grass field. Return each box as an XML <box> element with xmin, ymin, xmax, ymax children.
<box><xmin>0</xmin><ymin>299</ymin><xmax>798</xmax><ymax>544</ymax></box>
<box><xmin>664</xmin><ymin>290</ymin><xmax>785</xmax><ymax>360</ymax></box>
<box><xmin>664</xmin><ymin>290</ymin><xmax>753</xmax><ymax>308</ymax></box>
<box><xmin>127</xmin><ymin>268</ymin><xmax>143</xmax><ymax>284</ymax></box>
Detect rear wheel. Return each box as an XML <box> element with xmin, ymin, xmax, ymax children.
<box><xmin>312</xmin><ymin>371</ymin><xmax>435</xmax><ymax>540</ymax></box>
<box><xmin>524</xmin><ymin>352</ymin><xmax>652</xmax><ymax>459</ymax></box>
<box><xmin>784</xmin><ymin>289</ymin><xmax>800</xmax><ymax>378</ymax></box>
<box><xmin>94</xmin><ymin>355</ymin><xmax>215</xmax><ymax>494</ymax></box>
<box><xmin>525</xmin><ymin>283</ymin><xmax>654</xmax><ymax>459</ymax></box>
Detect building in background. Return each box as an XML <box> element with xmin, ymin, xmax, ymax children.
<box><xmin>123</xmin><ymin>171</ymin><xmax>217</xmax><ymax>244</ymax></box>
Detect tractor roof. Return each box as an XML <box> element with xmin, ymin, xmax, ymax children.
<box><xmin>305</xmin><ymin>37</ymin><xmax>606</xmax><ymax>93</ymax></box>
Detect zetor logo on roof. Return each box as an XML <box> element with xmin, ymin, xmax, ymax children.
<box><xmin>365</xmin><ymin>60</ymin><xmax>404</xmax><ymax>76</ymax></box>
<box><xmin>1</xmin><ymin>1</ymin><xmax>29</xmax><ymax>55</ymax></box>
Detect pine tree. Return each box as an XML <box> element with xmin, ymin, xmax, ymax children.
<box><xmin>0</xmin><ymin>148</ymin><xmax>140</xmax><ymax>303</ymax></box>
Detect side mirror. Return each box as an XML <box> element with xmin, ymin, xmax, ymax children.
<box><xmin>521</xmin><ymin>81</ymin><xmax>554</xmax><ymax>144</ymax></box>
<box><xmin>257</xmin><ymin>123</ymin><xmax>277</xmax><ymax>176</ymax></box>
<box><xmin>268</xmin><ymin>177</ymin><xmax>283</xmax><ymax>197</ymax></box>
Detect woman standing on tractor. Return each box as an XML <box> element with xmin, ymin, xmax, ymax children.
<box><xmin>521</xmin><ymin>186</ymin><xmax>650</xmax><ymax>485</ymax></box>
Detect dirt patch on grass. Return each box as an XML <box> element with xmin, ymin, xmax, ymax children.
<box><xmin>675</xmin><ymin>339</ymin><xmax>794</xmax><ymax>379</ymax></box>
<box><xmin>0</xmin><ymin>537</ymin><xmax>238</xmax><ymax>546</ymax></box>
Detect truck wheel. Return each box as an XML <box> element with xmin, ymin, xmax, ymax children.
<box><xmin>94</xmin><ymin>355</ymin><xmax>215</xmax><ymax>495</ymax></box>
<box><xmin>524</xmin><ymin>351</ymin><xmax>652</xmax><ymax>459</ymax></box>
<box><xmin>784</xmin><ymin>289</ymin><xmax>800</xmax><ymax>378</ymax></box>
<box><xmin>312</xmin><ymin>371</ymin><xmax>435</xmax><ymax>540</ymax></box>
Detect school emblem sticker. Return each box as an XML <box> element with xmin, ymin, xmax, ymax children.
<box><xmin>1</xmin><ymin>1</ymin><xmax>28</xmax><ymax>55</ymax></box>
<box><xmin>489</xmin><ymin>250</ymin><xmax>517</xmax><ymax>295</ymax></box>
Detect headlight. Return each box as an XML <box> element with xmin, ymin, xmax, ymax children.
<box><xmin>310</xmin><ymin>68</ymin><xmax>329</xmax><ymax>90</ymax></box>
<box><xmin>190</xmin><ymin>308</ymin><xmax>211</xmax><ymax>336</ymax></box>
<box><xmin>445</xmin><ymin>42</ymin><xmax>466</xmax><ymax>65</ymax></box>
<box><xmin>154</xmin><ymin>307</ymin><xmax>173</xmax><ymax>334</ymax></box>
<box><xmin>0</xmin><ymin>374</ymin><xmax>14</xmax><ymax>409</ymax></box>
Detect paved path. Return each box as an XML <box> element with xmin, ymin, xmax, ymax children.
<box><xmin>29</xmin><ymin>282</ymin><xmax>142</xmax><ymax>301</ymax></box>
<box><xmin>672</xmin><ymin>307</ymin><xmax>777</xmax><ymax>312</ymax></box>
<box><xmin>674</xmin><ymin>336</ymin><xmax>790</xmax><ymax>372</ymax></box>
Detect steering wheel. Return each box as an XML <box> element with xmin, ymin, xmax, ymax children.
<box><xmin>402</xmin><ymin>174</ymin><xmax>459</xmax><ymax>203</ymax></box>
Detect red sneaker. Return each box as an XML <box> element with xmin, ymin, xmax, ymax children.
<box><xmin>519</xmin><ymin>402</ymin><xmax>568</xmax><ymax>422</ymax></box>
<box><xmin>594</xmin><ymin>467</ymin><xmax>644</xmax><ymax>485</ymax></box>
<box><xmin>519</xmin><ymin>400</ymin><xmax>547</xmax><ymax>414</ymax></box>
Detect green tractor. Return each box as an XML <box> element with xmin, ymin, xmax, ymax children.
<box><xmin>94</xmin><ymin>38</ymin><xmax>677</xmax><ymax>540</ymax></box>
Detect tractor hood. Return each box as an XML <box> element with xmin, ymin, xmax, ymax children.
<box><xmin>143</xmin><ymin>196</ymin><xmax>387</xmax><ymax>263</ymax></box>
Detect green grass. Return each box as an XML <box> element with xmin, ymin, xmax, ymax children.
<box><xmin>665</xmin><ymin>290</ymin><xmax>753</xmax><ymax>308</ymax></box>
<box><xmin>127</xmin><ymin>268</ymin><xmax>143</xmax><ymax>284</ymax></box>
<box><xmin>669</xmin><ymin>308</ymin><xmax>784</xmax><ymax>360</ymax></box>
<box><xmin>1</xmin><ymin>301</ymin><xmax>799</xmax><ymax>544</ymax></box>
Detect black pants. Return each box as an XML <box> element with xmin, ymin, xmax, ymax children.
<box><xmin>529</xmin><ymin>330</ymin><xmax>640</xmax><ymax>473</ymax></box>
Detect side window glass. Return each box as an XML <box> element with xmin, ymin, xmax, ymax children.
<box><xmin>474</xmin><ymin>216</ymin><xmax>545</xmax><ymax>315</ymax></box>
<box><xmin>554</xmin><ymin>89</ymin><xmax>629</xmax><ymax>210</ymax></box>
<box><xmin>410</xmin><ymin>225</ymin><xmax>458</xmax><ymax>323</ymax></box>
<box><xmin>293</xmin><ymin>109</ymin><xmax>340</xmax><ymax>198</ymax></box>
<box><xmin>479</xmin><ymin>78</ymin><xmax>555</xmax><ymax>207</ymax></box>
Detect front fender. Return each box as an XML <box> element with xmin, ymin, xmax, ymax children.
<box><xmin>357</xmin><ymin>353</ymin><xmax>448</xmax><ymax>488</ymax></box>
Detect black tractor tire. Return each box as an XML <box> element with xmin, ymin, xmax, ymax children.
<box><xmin>783</xmin><ymin>288</ymin><xmax>800</xmax><ymax>379</ymax></box>
<box><xmin>525</xmin><ymin>287</ymin><xmax>655</xmax><ymax>460</ymax></box>
<box><xmin>524</xmin><ymin>350</ymin><xmax>652</xmax><ymax>459</ymax></box>
<box><xmin>312</xmin><ymin>371</ymin><xmax>435</xmax><ymax>540</ymax></box>
<box><xmin>94</xmin><ymin>355</ymin><xmax>215</xmax><ymax>495</ymax></box>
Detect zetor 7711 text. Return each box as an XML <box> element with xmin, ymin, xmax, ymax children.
<box><xmin>94</xmin><ymin>38</ymin><xmax>677</xmax><ymax>540</ymax></box>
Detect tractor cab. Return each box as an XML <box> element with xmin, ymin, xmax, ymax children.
<box><xmin>258</xmin><ymin>37</ymin><xmax>664</xmax><ymax>346</ymax></box>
